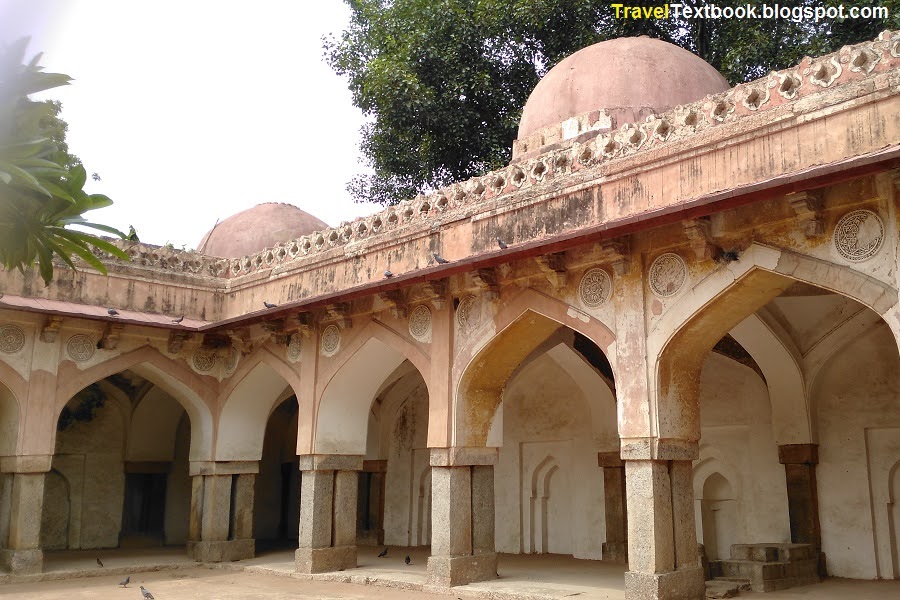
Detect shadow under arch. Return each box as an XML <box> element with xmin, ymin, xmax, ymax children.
<box><xmin>54</xmin><ymin>345</ymin><xmax>216</xmax><ymax>460</ymax></box>
<box><xmin>0</xmin><ymin>375</ymin><xmax>22</xmax><ymax>457</ymax></box>
<box><xmin>455</xmin><ymin>288</ymin><xmax>616</xmax><ymax>448</ymax></box>
<box><xmin>313</xmin><ymin>320</ymin><xmax>431</xmax><ymax>455</ymax></box>
<box><xmin>651</xmin><ymin>243</ymin><xmax>899</xmax><ymax>442</ymax></box>
<box><xmin>215</xmin><ymin>347</ymin><xmax>301</xmax><ymax>462</ymax></box>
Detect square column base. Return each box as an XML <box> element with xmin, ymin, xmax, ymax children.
<box><xmin>602</xmin><ymin>541</ymin><xmax>628</xmax><ymax>564</ymax></box>
<box><xmin>625</xmin><ymin>566</ymin><xmax>705</xmax><ymax>600</ymax></box>
<box><xmin>295</xmin><ymin>545</ymin><xmax>357</xmax><ymax>573</ymax></box>
<box><xmin>427</xmin><ymin>553</ymin><xmax>498</xmax><ymax>587</ymax></box>
<box><xmin>187</xmin><ymin>539</ymin><xmax>255</xmax><ymax>562</ymax></box>
<box><xmin>0</xmin><ymin>549</ymin><xmax>43</xmax><ymax>574</ymax></box>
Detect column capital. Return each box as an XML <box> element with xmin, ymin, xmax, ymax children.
<box><xmin>0</xmin><ymin>455</ymin><xmax>52</xmax><ymax>473</ymax></box>
<box><xmin>297</xmin><ymin>454</ymin><xmax>363</xmax><ymax>471</ymax></box>
<box><xmin>778</xmin><ymin>443</ymin><xmax>818</xmax><ymax>465</ymax></box>
<box><xmin>620</xmin><ymin>438</ymin><xmax>699</xmax><ymax>461</ymax></box>
<box><xmin>430</xmin><ymin>446</ymin><xmax>498</xmax><ymax>467</ymax></box>
<box><xmin>189</xmin><ymin>460</ymin><xmax>259</xmax><ymax>476</ymax></box>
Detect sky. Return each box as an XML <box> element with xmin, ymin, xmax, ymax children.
<box><xmin>1</xmin><ymin>0</ymin><xmax>379</xmax><ymax>248</ymax></box>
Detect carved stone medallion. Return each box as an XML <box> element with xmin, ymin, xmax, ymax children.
<box><xmin>192</xmin><ymin>347</ymin><xmax>217</xmax><ymax>372</ymax></box>
<box><xmin>66</xmin><ymin>334</ymin><xmax>95</xmax><ymax>362</ymax></box>
<box><xmin>286</xmin><ymin>333</ymin><xmax>302</xmax><ymax>362</ymax></box>
<box><xmin>578</xmin><ymin>268</ymin><xmax>612</xmax><ymax>308</ymax></box>
<box><xmin>408</xmin><ymin>305</ymin><xmax>432</xmax><ymax>342</ymax></box>
<box><xmin>224</xmin><ymin>346</ymin><xmax>239</xmax><ymax>374</ymax></box>
<box><xmin>456</xmin><ymin>295</ymin><xmax>478</xmax><ymax>333</ymax></box>
<box><xmin>0</xmin><ymin>325</ymin><xmax>25</xmax><ymax>354</ymax></box>
<box><xmin>320</xmin><ymin>325</ymin><xmax>341</xmax><ymax>357</ymax></box>
<box><xmin>833</xmin><ymin>209</ymin><xmax>884</xmax><ymax>262</ymax></box>
<box><xmin>649</xmin><ymin>253</ymin><xmax>687</xmax><ymax>298</ymax></box>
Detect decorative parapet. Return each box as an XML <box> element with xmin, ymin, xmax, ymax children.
<box><xmin>84</xmin><ymin>32</ymin><xmax>900</xmax><ymax>284</ymax></box>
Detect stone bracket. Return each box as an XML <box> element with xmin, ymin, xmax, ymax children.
<box><xmin>40</xmin><ymin>315</ymin><xmax>63</xmax><ymax>343</ymax></box>
<box><xmin>419</xmin><ymin>280</ymin><xmax>448</xmax><ymax>310</ymax></box>
<box><xmin>324</xmin><ymin>303</ymin><xmax>352</xmax><ymax>329</ymax></box>
<box><xmin>377</xmin><ymin>289</ymin><xmax>407</xmax><ymax>319</ymax></box>
<box><xmin>292</xmin><ymin>312</ymin><xmax>315</xmax><ymax>337</ymax></box>
<box><xmin>682</xmin><ymin>217</ymin><xmax>719</xmax><ymax>260</ymax></box>
<box><xmin>100</xmin><ymin>323</ymin><xmax>124</xmax><ymax>350</ymax></box>
<box><xmin>534</xmin><ymin>252</ymin><xmax>567</xmax><ymax>291</ymax></box>
<box><xmin>167</xmin><ymin>330</ymin><xmax>190</xmax><ymax>354</ymax></box>
<box><xmin>787</xmin><ymin>191</ymin><xmax>824</xmax><ymax>237</ymax></box>
<box><xmin>598</xmin><ymin>240</ymin><xmax>631</xmax><ymax>276</ymax></box>
<box><xmin>472</xmin><ymin>268</ymin><xmax>499</xmax><ymax>300</ymax></box>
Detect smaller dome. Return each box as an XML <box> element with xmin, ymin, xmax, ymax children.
<box><xmin>198</xmin><ymin>203</ymin><xmax>329</xmax><ymax>258</ymax></box>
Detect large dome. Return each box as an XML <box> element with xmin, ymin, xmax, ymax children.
<box><xmin>197</xmin><ymin>203</ymin><xmax>329</xmax><ymax>258</ymax></box>
<box><xmin>518</xmin><ymin>37</ymin><xmax>730</xmax><ymax>140</ymax></box>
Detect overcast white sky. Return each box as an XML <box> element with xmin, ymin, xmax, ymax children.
<box><xmin>1</xmin><ymin>0</ymin><xmax>378</xmax><ymax>248</ymax></box>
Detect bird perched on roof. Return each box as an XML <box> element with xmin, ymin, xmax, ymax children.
<box><xmin>140</xmin><ymin>585</ymin><xmax>155</xmax><ymax>599</ymax></box>
<box><xmin>172</xmin><ymin>315</ymin><xmax>184</xmax><ymax>324</ymax></box>
<box><xmin>263</xmin><ymin>301</ymin><xmax>278</xmax><ymax>309</ymax></box>
<box><xmin>107</xmin><ymin>308</ymin><xmax>118</xmax><ymax>317</ymax></box>
<box><xmin>384</xmin><ymin>270</ymin><xmax>394</xmax><ymax>278</ymax></box>
<box><xmin>432</xmin><ymin>252</ymin><xmax>449</xmax><ymax>265</ymax></box>
<box><xmin>496</xmin><ymin>237</ymin><xmax>508</xmax><ymax>250</ymax></box>
<box><xmin>96</xmin><ymin>557</ymin><xmax>103</xmax><ymax>567</ymax></box>
<box><xmin>378</xmin><ymin>547</ymin><xmax>388</xmax><ymax>558</ymax></box>
<box><xmin>405</xmin><ymin>555</ymin><xmax>411</xmax><ymax>565</ymax></box>
<box><xmin>118</xmin><ymin>575</ymin><xmax>130</xmax><ymax>588</ymax></box>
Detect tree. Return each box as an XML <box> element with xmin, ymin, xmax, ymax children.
<box><xmin>327</xmin><ymin>0</ymin><xmax>899</xmax><ymax>205</ymax></box>
<box><xmin>0</xmin><ymin>38</ymin><xmax>127</xmax><ymax>285</ymax></box>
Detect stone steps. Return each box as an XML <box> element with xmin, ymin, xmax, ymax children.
<box><xmin>719</xmin><ymin>543</ymin><xmax>819</xmax><ymax>593</ymax></box>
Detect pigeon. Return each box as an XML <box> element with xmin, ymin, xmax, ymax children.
<box><xmin>496</xmin><ymin>237</ymin><xmax>508</xmax><ymax>250</ymax></box>
<box><xmin>172</xmin><ymin>315</ymin><xmax>184</xmax><ymax>324</ymax></box>
<box><xmin>432</xmin><ymin>252</ymin><xmax>450</xmax><ymax>265</ymax></box>
<box><xmin>140</xmin><ymin>585</ymin><xmax>155</xmax><ymax>600</ymax></box>
<box><xmin>91</xmin><ymin>172</ymin><xmax>101</xmax><ymax>182</ymax></box>
<box><xmin>384</xmin><ymin>270</ymin><xmax>394</xmax><ymax>278</ymax></box>
<box><xmin>107</xmin><ymin>308</ymin><xmax>118</xmax><ymax>317</ymax></box>
<box><xmin>118</xmin><ymin>575</ymin><xmax>130</xmax><ymax>587</ymax></box>
<box><xmin>263</xmin><ymin>301</ymin><xmax>278</xmax><ymax>309</ymax></box>
<box><xmin>96</xmin><ymin>557</ymin><xmax>103</xmax><ymax>567</ymax></box>
<box><xmin>405</xmin><ymin>555</ymin><xmax>411</xmax><ymax>565</ymax></box>
<box><xmin>378</xmin><ymin>547</ymin><xmax>388</xmax><ymax>558</ymax></box>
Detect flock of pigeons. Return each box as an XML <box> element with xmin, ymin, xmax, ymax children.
<box><xmin>103</xmin><ymin>238</ymin><xmax>514</xmax><ymax>319</ymax></box>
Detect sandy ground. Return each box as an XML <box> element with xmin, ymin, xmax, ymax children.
<box><xmin>0</xmin><ymin>568</ymin><xmax>448</xmax><ymax>599</ymax></box>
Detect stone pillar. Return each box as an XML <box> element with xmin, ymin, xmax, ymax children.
<box><xmin>295</xmin><ymin>454</ymin><xmax>362</xmax><ymax>574</ymax></box>
<box><xmin>623</xmin><ymin>441</ymin><xmax>704</xmax><ymax>600</ymax></box>
<box><xmin>0</xmin><ymin>456</ymin><xmax>51</xmax><ymax>574</ymax></box>
<box><xmin>187</xmin><ymin>461</ymin><xmax>257</xmax><ymax>562</ymax></box>
<box><xmin>599</xmin><ymin>451</ymin><xmax>628</xmax><ymax>563</ymax></box>
<box><xmin>427</xmin><ymin>448</ymin><xmax>498</xmax><ymax>588</ymax></box>
<box><xmin>778</xmin><ymin>444</ymin><xmax>823</xmax><ymax>574</ymax></box>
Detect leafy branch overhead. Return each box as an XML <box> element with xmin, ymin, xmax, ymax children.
<box><xmin>326</xmin><ymin>0</ymin><xmax>899</xmax><ymax>206</ymax></box>
<box><xmin>0</xmin><ymin>38</ymin><xmax>128</xmax><ymax>284</ymax></box>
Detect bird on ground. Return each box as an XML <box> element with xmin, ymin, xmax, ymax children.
<box><xmin>96</xmin><ymin>557</ymin><xmax>103</xmax><ymax>567</ymax></box>
<box><xmin>432</xmin><ymin>252</ymin><xmax>449</xmax><ymax>265</ymax></box>
<box><xmin>118</xmin><ymin>575</ymin><xmax>130</xmax><ymax>587</ymax></box>
<box><xmin>378</xmin><ymin>547</ymin><xmax>388</xmax><ymax>558</ymax></box>
<box><xmin>405</xmin><ymin>555</ymin><xmax>411</xmax><ymax>565</ymax></box>
<box><xmin>263</xmin><ymin>301</ymin><xmax>278</xmax><ymax>309</ymax></box>
<box><xmin>496</xmin><ymin>237</ymin><xmax>508</xmax><ymax>250</ymax></box>
<box><xmin>140</xmin><ymin>585</ymin><xmax>155</xmax><ymax>599</ymax></box>
<box><xmin>172</xmin><ymin>315</ymin><xmax>184</xmax><ymax>324</ymax></box>
<box><xmin>384</xmin><ymin>270</ymin><xmax>394</xmax><ymax>278</ymax></box>
<box><xmin>107</xmin><ymin>308</ymin><xmax>118</xmax><ymax>317</ymax></box>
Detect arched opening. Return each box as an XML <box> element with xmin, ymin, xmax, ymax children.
<box><xmin>254</xmin><ymin>394</ymin><xmax>300</xmax><ymax>550</ymax></box>
<box><xmin>457</xmin><ymin>307</ymin><xmax>618</xmax><ymax>567</ymax></box>
<box><xmin>655</xmin><ymin>249</ymin><xmax>900</xmax><ymax>582</ymax></box>
<box><xmin>40</xmin><ymin>368</ymin><xmax>198</xmax><ymax>552</ymax></box>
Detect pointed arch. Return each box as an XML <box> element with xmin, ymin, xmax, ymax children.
<box><xmin>215</xmin><ymin>347</ymin><xmax>301</xmax><ymax>461</ymax></box>
<box><xmin>54</xmin><ymin>345</ymin><xmax>215</xmax><ymax>460</ymax></box>
<box><xmin>454</xmin><ymin>288</ymin><xmax>616</xmax><ymax>448</ymax></box>
<box><xmin>651</xmin><ymin>244</ymin><xmax>899</xmax><ymax>441</ymax></box>
<box><xmin>314</xmin><ymin>320</ymin><xmax>431</xmax><ymax>455</ymax></box>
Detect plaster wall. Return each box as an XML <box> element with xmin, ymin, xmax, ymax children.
<box><xmin>0</xmin><ymin>384</ymin><xmax>17</xmax><ymax>456</ymax></box>
<box><xmin>496</xmin><ymin>352</ymin><xmax>606</xmax><ymax>559</ymax></box>
<box><xmin>813</xmin><ymin>324</ymin><xmax>900</xmax><ymax>579</ymax></box>
<box><xmin>695</xmin><ymin>352</ymin><xmax>791</xmax><ymax>554</ymax></box>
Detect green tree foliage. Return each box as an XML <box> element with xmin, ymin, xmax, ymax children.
<box><xmin>327</xmin><ymin>0</ymin><xmax>899</xmax><ymax>205</ymax></box>
<box><xmin>0</xmin><ymin>38</ymin><xmax>127</xmax><ymax>284</ymax></box>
